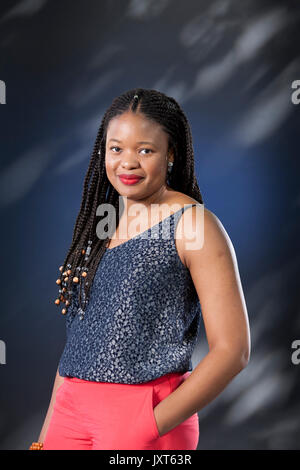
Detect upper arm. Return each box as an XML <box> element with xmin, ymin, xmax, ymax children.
<box><xmin>177</xmin><ymin>205</ymin><xmax>251</xmax><ymax>364</ymax></box>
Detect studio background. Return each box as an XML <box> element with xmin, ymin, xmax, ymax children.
<box><xmin>0</xmin><ymin>0</ymin><xmax>299</xmax><ymax>450</ymax></box>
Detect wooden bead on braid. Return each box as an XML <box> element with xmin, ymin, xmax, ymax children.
<box><xmin>77</xmin><ymin>241</ymin><xmax>92</xmax><ymax>320</ymax></box>
<box><xmin>54</xmin><ymin>263</ymin><xmax>73</xmax><ymax>315</ymax></box>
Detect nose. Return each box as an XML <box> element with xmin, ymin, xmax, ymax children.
<box><xmin>120</xmin><ymin>152</ymin><xmax>140</xmax><ymax>169</ymax></box>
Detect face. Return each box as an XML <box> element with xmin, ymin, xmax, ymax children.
<box><xmin>105</xmin><ymin>111</ymin><xmax>174</xmax><ymax>204</ymax></box>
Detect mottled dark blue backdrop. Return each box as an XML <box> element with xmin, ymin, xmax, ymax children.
<box><xmin>0</xmin><ymin>0</ymin><xmax>299</xmax><ymax>450</ymax></box>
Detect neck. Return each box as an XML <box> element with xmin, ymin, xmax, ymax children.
<box><xmin>120</xmin><ymin>184</ymin><xmax>174</xmax><ymax>215</ymax></box>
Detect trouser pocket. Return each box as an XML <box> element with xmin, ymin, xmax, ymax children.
<box><xmin>102</xmin><ymin>385</ymin><xmax>163</xmax><ymax>449</ymax></box>
<box><xmin>146</xmin><ymin>374</ymin><xmax>177</xmax><ymax>440</ymax></box>
<box><xmin>121</xmin><ymin>380</ymin><xmax>171</xmax><ymax>448</ymax></box>
<box><xmin>147</xmin><ymin>386</ymin><xmax>160</xmax><ymax>440</ymax></box>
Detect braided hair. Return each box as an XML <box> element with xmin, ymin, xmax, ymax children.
<box><xmin>55</xmin><ymin>88</ymin><xmax>204</xmax><ymax>319</ymax></box>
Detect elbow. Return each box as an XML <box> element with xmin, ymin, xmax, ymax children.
<box><xmin>225</xmin><ymin>344</ymin><xmax>251</xmax><ymax>374</ymax></box>
<box><xmin>232</xmin><ymin>333</ymin><xmax>251</xmax><ymax>372</ymax></box>
<box><xmin>240</xmin><ymin>350</ymin><xmax>250</xmax><ymax>370</ymax></box>
<box><xmin>237</xmin><ymin>346</ymin><xmax>251</xmax><ymax>371</ymax></box>
<box><xmin>211</xmin><ymin>342</ymin><xmax>251</xmax><ymax>374</ymax></box>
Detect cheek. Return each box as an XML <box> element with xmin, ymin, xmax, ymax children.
<box><xmin>105</xmin><ymin>154</ymin><xmax>116</xmax><ymax>173</ymax></box>
<box><xmin>105</xmin><ymin>158</ymin><xmax>116</xmax><ymax>185</ymax></box>
<box><xmin>146</xmin><ymin>160</ymin><xmax>166</xmax><ymax>179</ymax></box>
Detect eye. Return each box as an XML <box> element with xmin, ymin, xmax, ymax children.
<box><xmin>109</xmin><ymin>146</ymin><xmax>153</xmax><ymax>154</ymax></box>
<box><xmin>140</xmin><ymin>148</ymin><xmax>153</xmax><ymax>155</ymax></box>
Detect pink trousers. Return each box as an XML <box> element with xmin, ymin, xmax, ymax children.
<box><xmin>43</xmin><ymin>371</ymin><xmax>199</xmax><ymax>450</ymax></box>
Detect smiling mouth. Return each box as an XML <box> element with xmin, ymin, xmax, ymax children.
<box><xmin>118</xmin><ymin>175</ymin><xmax>144</xmax><ymax>185</ymax></box>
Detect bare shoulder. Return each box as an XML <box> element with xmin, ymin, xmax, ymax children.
<box><xmin>169</xmin><ymin>191</ymin><xmax>198</xmax><ymax>204</ymax></box>
<box><xmin>176</xmin><ymin>202</ymin><xmax>235</xmax><ymax>270</ymax></box>
<box><xmin>200</xmin><ymin>207</ymin><xmax>234</xmax><ymax>256</ymax></box>
<box><xmin>166</xmin><ymin>191</ymin><xmax>200</xmax><ymax>209</ymax></box>
<box><xmin>165</xmin><ymin>191</ymin><xmax>235</xmax><ymax>266</ymax></box>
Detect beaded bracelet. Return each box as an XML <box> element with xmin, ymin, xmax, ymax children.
<box><xmin>29</xmin><ymin>441</ymin><xmax>44</xmax><ymax>450</ymax></box>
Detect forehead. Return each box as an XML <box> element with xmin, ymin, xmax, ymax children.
<box><xmin>106</xmin><ymin>112</ymin><xmax>165</xmax><ymax>141</ymax></box>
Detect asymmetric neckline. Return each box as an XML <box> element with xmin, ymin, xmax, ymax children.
<box><xmin>105</xmin><ymin>205</ymin><xmax>188</xmax><ymax>253</ymax></box>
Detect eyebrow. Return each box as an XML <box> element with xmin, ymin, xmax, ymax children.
<box><xmin>108</xmin><ymin>138</ymin><xmax>154</xmax><ymax>145</ymax></box>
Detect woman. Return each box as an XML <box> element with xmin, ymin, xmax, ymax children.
<box><xmin>30</xmin><ymin>88</ymin><xmax>250</xmax><ymax>451</ymax></box>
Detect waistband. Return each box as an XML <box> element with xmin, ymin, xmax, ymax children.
<box><xmin>64</xmin><ymin>371</ymin><xmax>190</xmax><ymax>388</ymax></box>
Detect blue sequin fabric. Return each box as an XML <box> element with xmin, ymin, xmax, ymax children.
<box><xmin>58</xmin><ymin>203</ymin><xmax>202</xmax><ymax>384</ymax></box>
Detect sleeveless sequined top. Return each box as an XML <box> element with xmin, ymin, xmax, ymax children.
<box><xmin>58</xmin><ymin>202</ymin><xmax>202</xmax><ymax>384</ymax></box>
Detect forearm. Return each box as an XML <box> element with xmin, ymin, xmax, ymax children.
<box><xmin>37</xmin><ymin>367</ymin><xmax>65</xmax><ymax>443</ymax></box>
<box><xmin>155</xmin><ymin>346</ymin><xmax>248</xmax><ymax>436</ymax></box>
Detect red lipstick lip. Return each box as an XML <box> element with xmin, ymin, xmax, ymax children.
<box><xmin>118</xmin><ymin>174</ymin><xmax>144</xmax><ymax>180</ymax></box>
<box><xmin>118</xmin><ymin>175</ymin><xmax>144</xmax><ymax>185</ymax></box>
